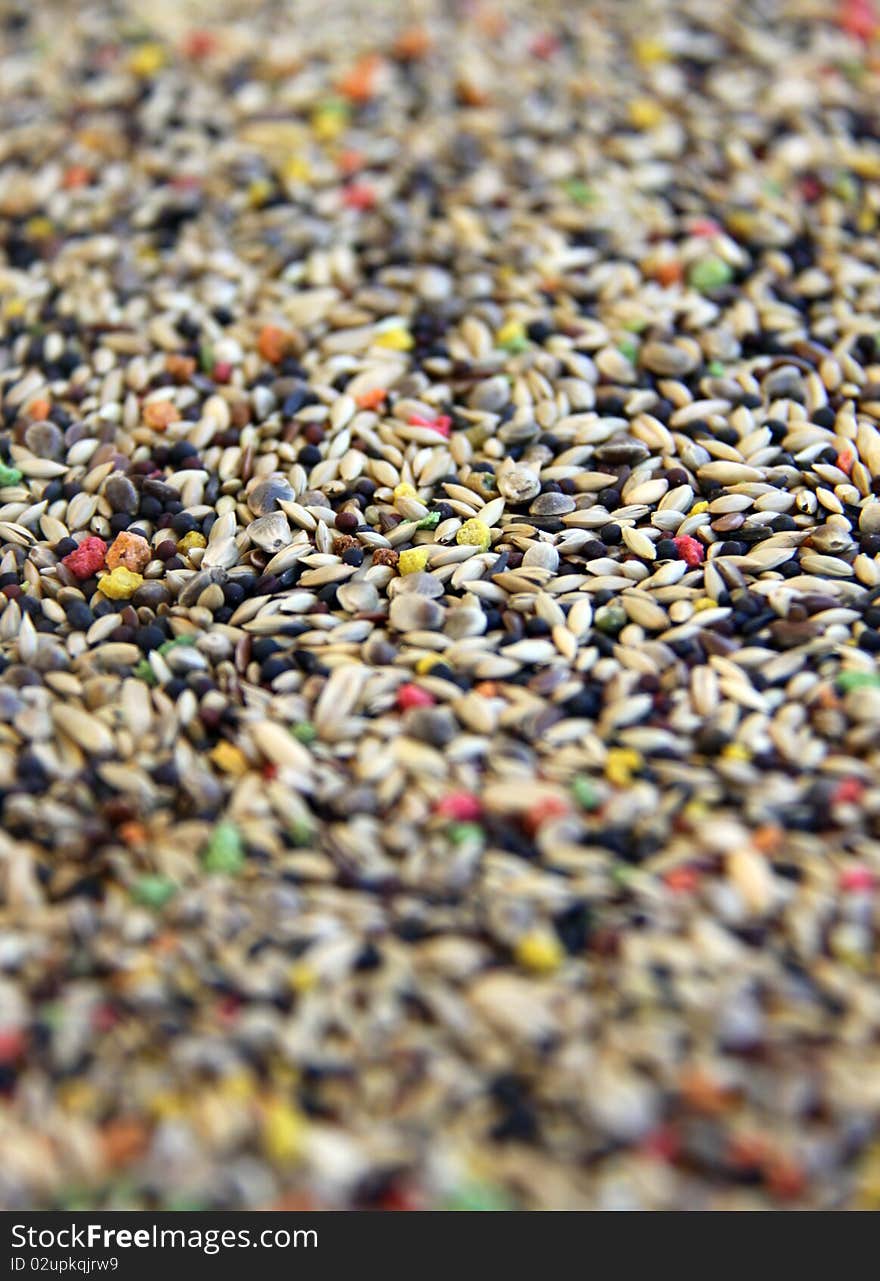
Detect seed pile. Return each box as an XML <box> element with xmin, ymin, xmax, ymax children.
<box><xmin>2</xmin><ymin>0</ymin><xmax>880</xmax><ymax>1210</ymax></box>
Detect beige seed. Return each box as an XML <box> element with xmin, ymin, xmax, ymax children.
<box><xmin>727</xmin><ymin>846</ymin><xmax>774</xmax><ymax>916</ymax></box>
<box><xmin>52</xmin><ymin>704</ymin><xmax>115</xmax><ymax>756</ymax></box>
<box><xmin>249</xmin><ymin>721</ymin><xmax>312</xmax><ymax>772</ymax></box>
<box><xmin>622</xmin><ymin>593</ymin><xmax>667</xmax><ymax>630</ymax></box>
<box><xmin>567</xmin><ymin>598</ymin><xmax>593</xmax><ymax>639</ymax></box>
<box><xmin>697</xmin><ymin>462</ymin><xmax>764</xmax><ymax>484</ymax></box>
<box><xmin>621</xmin><ymin>526</ymin><xmax>656</xmax><ymax>560</ymax></box>
<box><xmin>625</xmin><ymin>478</ymin><xmax>668</xmax><ymax>506</ymax></box>
<box><xmin>691</xmin><ymin>666</ymin><xmax>719</xmax><ymax>716</ymax></box>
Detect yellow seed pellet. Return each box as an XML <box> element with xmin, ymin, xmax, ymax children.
<box><xmin>281</xmin><ymin>156</ymin><xmax>312</xmax><ymax>184</ymax></box>
<box><xmin>605</xmin><ymin>747</ymin><xmax>642</xmax><ymax>786</ymax></box>
<box><xmin>628</xmin><ymin>98</ymin><xmax>663</xmax><ymax>129</ymax></box>
<box><xmin>634</xmin><ymin>38</ymin><xmax>667</xmax><ymax>64</ymax></box>
<box><xmin>129</xmin><ymin>43</ymin><xmax>166</xmax><ymax>77</ymax></box>
<box><xmin>398</xmin><ymin>547</ymin><xmax>429</xmax><ymax>575</ymax></box>
<box><xmin>24</xmin><ymin>217</ymin><xmax>53</xmax><ymax>240</ymax></box>
<box><xmin>247</xmin><ymin>178</ymin><xmax>273</xmax><ymax>208</ymax></box>
<box><xmin>289</xmin><ymin>962</ymin><xmax>316</xmax><ymax>993</ymax></box>
<box><xmin>312</xmin><ymin>107</ymin><xmax>346</xmax><ymax>141</ymax></box>
<box><xmin>375</xmin><ymin>328</ymin><xmax>413</xmax><ymax>351</ymax></box>
<box><xmin>496</xmin><ymin>320</ymin><xmax>526</xmax><ymax>347</ymax></box>
<box><xmin>456</xmin><ymin>518</ymin><xmax>491</xmax><ymax>552</ymax></box>
<box><xmin>210</xmin><ymin>742</ymin><xmax>248</xmax><ymax>775</ymax></box>
<box><xmin>177</xmin><ymin>531</ymin><xmax>207</xmax><ymax>553</ymax></box>
<box><xmin>515</xmin><ymin>930</ymin><xmax>564</xmax><ymax>974</ymax></box>
<box><xmin>149</xmin><ymin>1091</ymin><xmax>186</xmax><ymax>1119</ymax></box>
<box><xmin>261</xmin><ymin>1101</ymin><xmax>305</xmax><ymax>1165</ymax></box>
<box><xmin>221</xmin><ymin>1072</ymin><xmax>254</xmax><ymax>1102</ymax></box>
<box><xmin>98</xmin><ymin>567</ymin><xmax>143</xmax><ymax>599</ymax></box>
